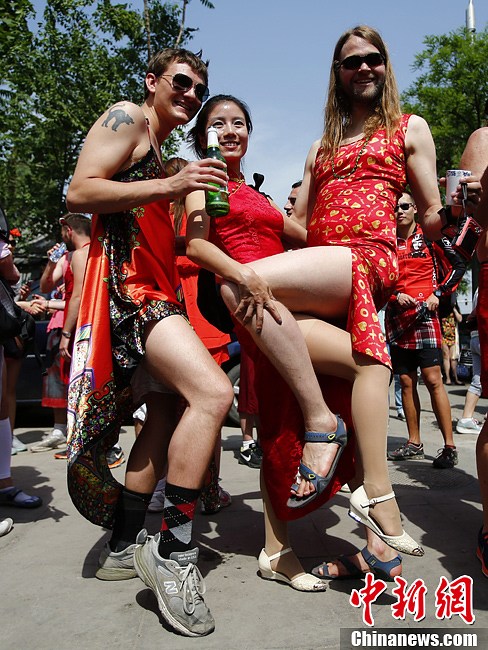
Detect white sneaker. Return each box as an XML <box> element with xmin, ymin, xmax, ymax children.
<box><xmin>30</xmin><ymin>430</ymin><xmax>67</xmax><ymax>452</ymax></box>
<box><xmin>12</xmin><ymin>436</ymin><xmax>27</xmax><ymax>453</ymax></box>
<box><xmin>134</xmin><ymin>531</ymin><xmax>215</xmax><ymax>637</ymax></box>
<box><xmin>0</xmin><ymin>518</ymin><xmax>13</xmax><ymax>537</ymax></box>
<box><xmin>456</xmin><ymin>418</ymin><xmax>482</xmax><ymax>434</ymax></box>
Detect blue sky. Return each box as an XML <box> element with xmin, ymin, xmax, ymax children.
<box><xmin>32</xmin><ymin>0</ymin><xmax>487</xmax><ymax>209</ymax></box>
<box><xmin>169</xmin><ymin>0</ymin><xmax>487</xmax><ymax>210</ymax></box>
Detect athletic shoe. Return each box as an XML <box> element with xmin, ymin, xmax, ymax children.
<box><xmin>147</xmin><ymin>478</ymin><xmax>167</xmax><ymax>513</ymax></box>
<box><xmin>30</xmin><ymin>430</ymin><xmax>67</xmax><ymax>452</ymax></box>
<box><xmin>201</xmin><ymin>484</ymin><xmax>232</xmax><ymax>515</ymax></box>
<box><xmin>456</xmin><ymin>418</ymin><xmax>482</xmax><ymax>434</ymax></box>
<box><xmin>0</xmin><ymin>518</ymin><xmax>13</xmax><ymax>537</ymax></box>
<box><xmin>433</xmin><ymin>447</ymin><xmax>458</xmax><ymax>469</ymax></box>
<box><xmin>387</xmin><ymin>441</ymin><xmax>424</xmax><ymax>461</ymax></box>
<box><xmin>106</xmin><ymin>445</ymin><xmax>125</xmax><ymax>469</ymax></box>
<box><xmin>54</xmin><ymin>449</ymin><xmax>68</xmax><ymax>460</ymax></box>
<box><xmin>396</xmin><ymin>410</ymin><xmax>405</xmax><ymax>420</ymax></box>
<box><xmin>95</xmin><ymin>529</ymin><xmax>147</xmax><ymax>580</ymax></box>
<box><xmin>12</xmin><ymin>436</ymin><xmax>27</xmax><ymax>453</ymax></box>
<box><xmin>239</xmin><ymin>442</ymin><xmax>262</xmax><ymax>468</ymax></box>
<box><xmin>134</xmin><ymin>531</ymin><xmax>215</xmax><ymax>637</ymax></box>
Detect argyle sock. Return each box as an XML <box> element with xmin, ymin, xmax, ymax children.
<box><xmin>158</xmin><ymin>483</ymin><xmax>199</xmax><ymax>558</ymax></box>
<box><xmin>109</xmin><ymin>487</ymin><xmax>152</xmax><ymax>552</ymax></box>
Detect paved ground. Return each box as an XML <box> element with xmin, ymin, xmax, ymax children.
<box><xmin>2</xmin><ymin>381</ymin><xmax>488</xmax><ymax>650</ymax></box>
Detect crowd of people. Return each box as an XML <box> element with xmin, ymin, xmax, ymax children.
<box><xmin>1</xmin><ymin>24</ymin><xmax>487</xmax><ymax>637</ymax></box>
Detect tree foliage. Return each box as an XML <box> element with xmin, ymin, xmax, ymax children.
<box><xmin>401</xmin><ymin>27</ymin><xmax>488</xmax><ymax>176</ymax></box>
<box><xmin>0</xmin><ymin>0</ymin><xmax>213</xmax><ymax>244</ymax></box>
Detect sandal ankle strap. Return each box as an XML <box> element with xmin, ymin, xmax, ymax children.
<box><xmin>266</xmin><ymin>547</ymin><xmax>292</xmax><ymax>561</ymax></box>
<box><xmin>360</xmin><ymin>491</ymin><xmax>395</xmax><ymax>507</ymax></box>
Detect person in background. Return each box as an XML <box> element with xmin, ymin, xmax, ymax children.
<box><xmin>440</xmin><ymin>294</ymin><xmax>463</xmax><ymax>385</ymax></box>
<box><xmin>5</xmin><ymin>229</ymin><xmax>44</xmax><ymax>454</ymax></box>
<box><xmin>30</xmin><ymin>234</ymin><xmax>69</xmax><ymax>452</ymax></box>
<box><xmin>284</xmin><ymin>180</ymin><xmax>302</xmax><ymax>218</ymax></box>
<box><xmin>456</xmin><ymin>287</ymin><xmax>483</xmax><ymax>434</ymax></box>
<box><xmin>386</xmin><ymin>193</ymin><xmax>464</xmax><ymax>469</ymax></box>
<box><xmin>0</xmin><ymin>230</ymin><xmax>42</xmax><ymax>509</ymax></box>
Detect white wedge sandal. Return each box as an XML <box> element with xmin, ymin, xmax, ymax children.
<box><xmin>349</xmin><ymin>485</ymin><xmax>424</xmax><ymax>557</ymax></box>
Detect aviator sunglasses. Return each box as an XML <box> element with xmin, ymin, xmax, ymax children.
<box><xmin>160</xmin><ymin>73</ymin><xmax>209</xmax><ymax>103</ymax></box>
<box><xmin>395</xmin><ymin>202</ymin><xmax>414</xmax><ymax>212</ymax></box>
<box><xmin>339</xmin><ymin>52</ymin><xmax>385</xmax><ymax>71</ymax></box>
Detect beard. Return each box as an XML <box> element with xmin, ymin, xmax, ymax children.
<box><xmin>350</xmin><ymin>76</ymin><xmax>385</xmax><ymax>106</ymax></box>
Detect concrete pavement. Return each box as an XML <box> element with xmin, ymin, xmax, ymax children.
<box><xmin>2</xmin><ymin>381</ymin><xmax>488</xmax><ymax>650</ymax></box>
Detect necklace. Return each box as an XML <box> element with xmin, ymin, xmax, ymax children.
<box><xmin>229</xmin><ymin>176</ymin><xmax>245</xmax><ymax>196</ymax></box>
<box><xmin>331</xmin><ymin>135</ymin><xmax>371</xmax><ymax>180</ymax></box>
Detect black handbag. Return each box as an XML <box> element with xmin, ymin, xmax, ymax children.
<box><xmin>0</xmin><ymin>278</ymin><xmax>35</xmax><ymax>345</ymax></box>
<box><xmin>197</xmin><ymin>269</ymin><xmax>235</xmax><ymax>334</ymax></box>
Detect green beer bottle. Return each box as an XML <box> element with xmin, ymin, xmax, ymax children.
<box><xmin>205</xmin><ymin>127</ymin><xmax>229</xmax><ymax>217</ymax></box>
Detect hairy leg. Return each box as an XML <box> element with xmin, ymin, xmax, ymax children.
<box><xmin>298</xmin><ymin>317</ymin><xmax>403</xmax><ymax>536</ymax></box>
<box><xmin>125</xmin><ymin>392</ymin><xmax>176</xmax><ymax>494</ymax></box>
<box><xmin>421</xmin><ymin>365</ymin><xmax>454</xmax><ymax>447</ymax></box>
<box><xmin>143</xmin><ymin>315</ymin><xmax>233</xmax><ymax>490</ymax></box>
<box><xmin>400</xmin><ymin>371</ymin><xmax>421</xmax><ymax>445</ymax></box>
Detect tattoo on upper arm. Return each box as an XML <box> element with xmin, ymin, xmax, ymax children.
<box><xmin>102</xmin><ymin>106</ymin><xmax>135</xmax><ymax>131</ymax></box>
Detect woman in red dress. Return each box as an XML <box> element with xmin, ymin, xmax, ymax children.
<box><xmin>185</xmin><ymin>94</ymin><xmax>421</xmax><ymax>588</ymax></box>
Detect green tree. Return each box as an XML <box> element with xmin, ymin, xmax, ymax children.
<box><xmin>402</xmin><ymin>26</ymin><xmax>488</xmax><ymax>175</ymax></box>
<box><xmin>0</xmin><ymin>0</ymin><xmax>213</xmax><ymax>244</ymax></box>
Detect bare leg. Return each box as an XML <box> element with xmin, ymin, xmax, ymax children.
<box><xmin>221</xmin><ymin>247</ymin><xmax>352</xmax><ymax>495</ymax></box>
<box><xmin>421</xmin><ymin>365</ymin><xmax>455</xmax><ymax>447</ymax></box>
<box><xmin>298</xmin><ymin>317</ymin><xmax>403</xmax><ymax>536</ymax></box>
<box><xmin>142</xmin><ymin>315</ymin><xmax>233</xmax><ymax>491</ymax></box>
<box><xmin>261</xmin><ymin>473</ymin><xmax>309</xmax><ymax>579</ymax></box>
<box><xmin>400</xmin><ymin>371</ymin><xmax>422</xmax><ymax>445</ymax></box>
<box><xmin>441</xmin><ymin>343</ymin><xmax>451</xmax><ymax>383</ymax></box>
<box><xmin>125</xmin><ymin>392</ymin><xmax>176</xmax><ymax>494</ymax></box>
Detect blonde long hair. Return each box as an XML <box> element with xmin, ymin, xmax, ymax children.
<box><xmin>320</xmin><ymin>25</ymin><xmax>402</xmax><ymax>161</ymax></box>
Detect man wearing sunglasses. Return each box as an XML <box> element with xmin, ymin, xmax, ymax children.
<box><xmin>66</xmin><ymin>49</ymin><xmax>233</xmax><ymax>637</ymax></box>
<box><xmin>293</xmin><ymin>24</ymin><xmax>480</xmax><ymax>581</ymax></box>
<box><xmin>385</xmin><ymin>194</ymin><xmax>465</xmax><ymax>470</ymax></box>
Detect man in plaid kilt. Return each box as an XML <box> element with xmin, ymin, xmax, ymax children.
<box><xmin>385</xmin><ymin>192</ymin><xmax>466</xmax><ymax>469</ymax></box>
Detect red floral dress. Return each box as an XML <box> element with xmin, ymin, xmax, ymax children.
<box><xmin>308</xmin><ymin>114</ymin><xmax>411</xmax><ymax>368</ymax></box>
<box><xmin>210</xmin><ymin>182</ymin><xmax>356</xmax><ymax>520</ymax></box>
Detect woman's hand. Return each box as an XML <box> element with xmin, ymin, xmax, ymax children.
<box><xmin>234</xmin><ymin>268</ymin><xmax>282</xmax><ymax>333</ymax></box>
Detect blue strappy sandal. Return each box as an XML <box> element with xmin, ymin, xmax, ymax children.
<box><xmin>360</xmin><ymin>547</ymin><xmax>402</xmax><ymax>582</ymax></box>
<box><xmin>312</xmin><ymin>554</ymin><xmax>365</xmax><ymax>580</ymax></box>
<box><xmin>287</xmin><ymin>415</ymin><xmax>348</xmax><ymax>509</ymax></box>
<box><xmin>312</xmin><ymin>547</ymin><xmax>402</xmax><ymax>582</ymax></box>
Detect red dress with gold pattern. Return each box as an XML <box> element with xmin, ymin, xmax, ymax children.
<box><xmin>308</xmin><ymin>114</ymin><xmax>411</xmax><ymax>368</ymax></box>
<box><xmin>209</xmin><ymin>182</ymin><xmax>356</xmax><ymax>521</ymax></box>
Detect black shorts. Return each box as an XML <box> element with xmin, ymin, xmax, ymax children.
<box><xmin>390</xmin><ymin>346</ymin><xmax>442</xmax><ymax>375</ymax></box>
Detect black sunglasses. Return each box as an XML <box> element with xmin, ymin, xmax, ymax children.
<box><xmin>339</xmin><ymin>52</ymin><xmax>385</xmax><ymax>71</ymax></box>
<box><xmin>160</xmin><ymin>73</ymin><xmax>209</xmax><ymax>103</ymax></box>
<box><xmin>395</xmin><ymin>202</ymin><xmax>414</xmax><ymax>212</ymax></box>
<box><xmin>8</xmin><ymin>239</ymin><xmax>16</xmax><ymax>247</ymax></box>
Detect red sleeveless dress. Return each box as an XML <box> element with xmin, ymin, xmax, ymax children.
<box><xmin>210</xmin><ymin>182</ymin><xmax>356</xmax><ymax>520</ymax></box>
<box><xmin>67</xmin><ymin>146</ymin><xmax>185</xmax><ymax>528</ymax></box>
<box><xmin>308</xmin><ymin>115</ymin><xmax>411</xmax><ymax>368</ymax></box>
